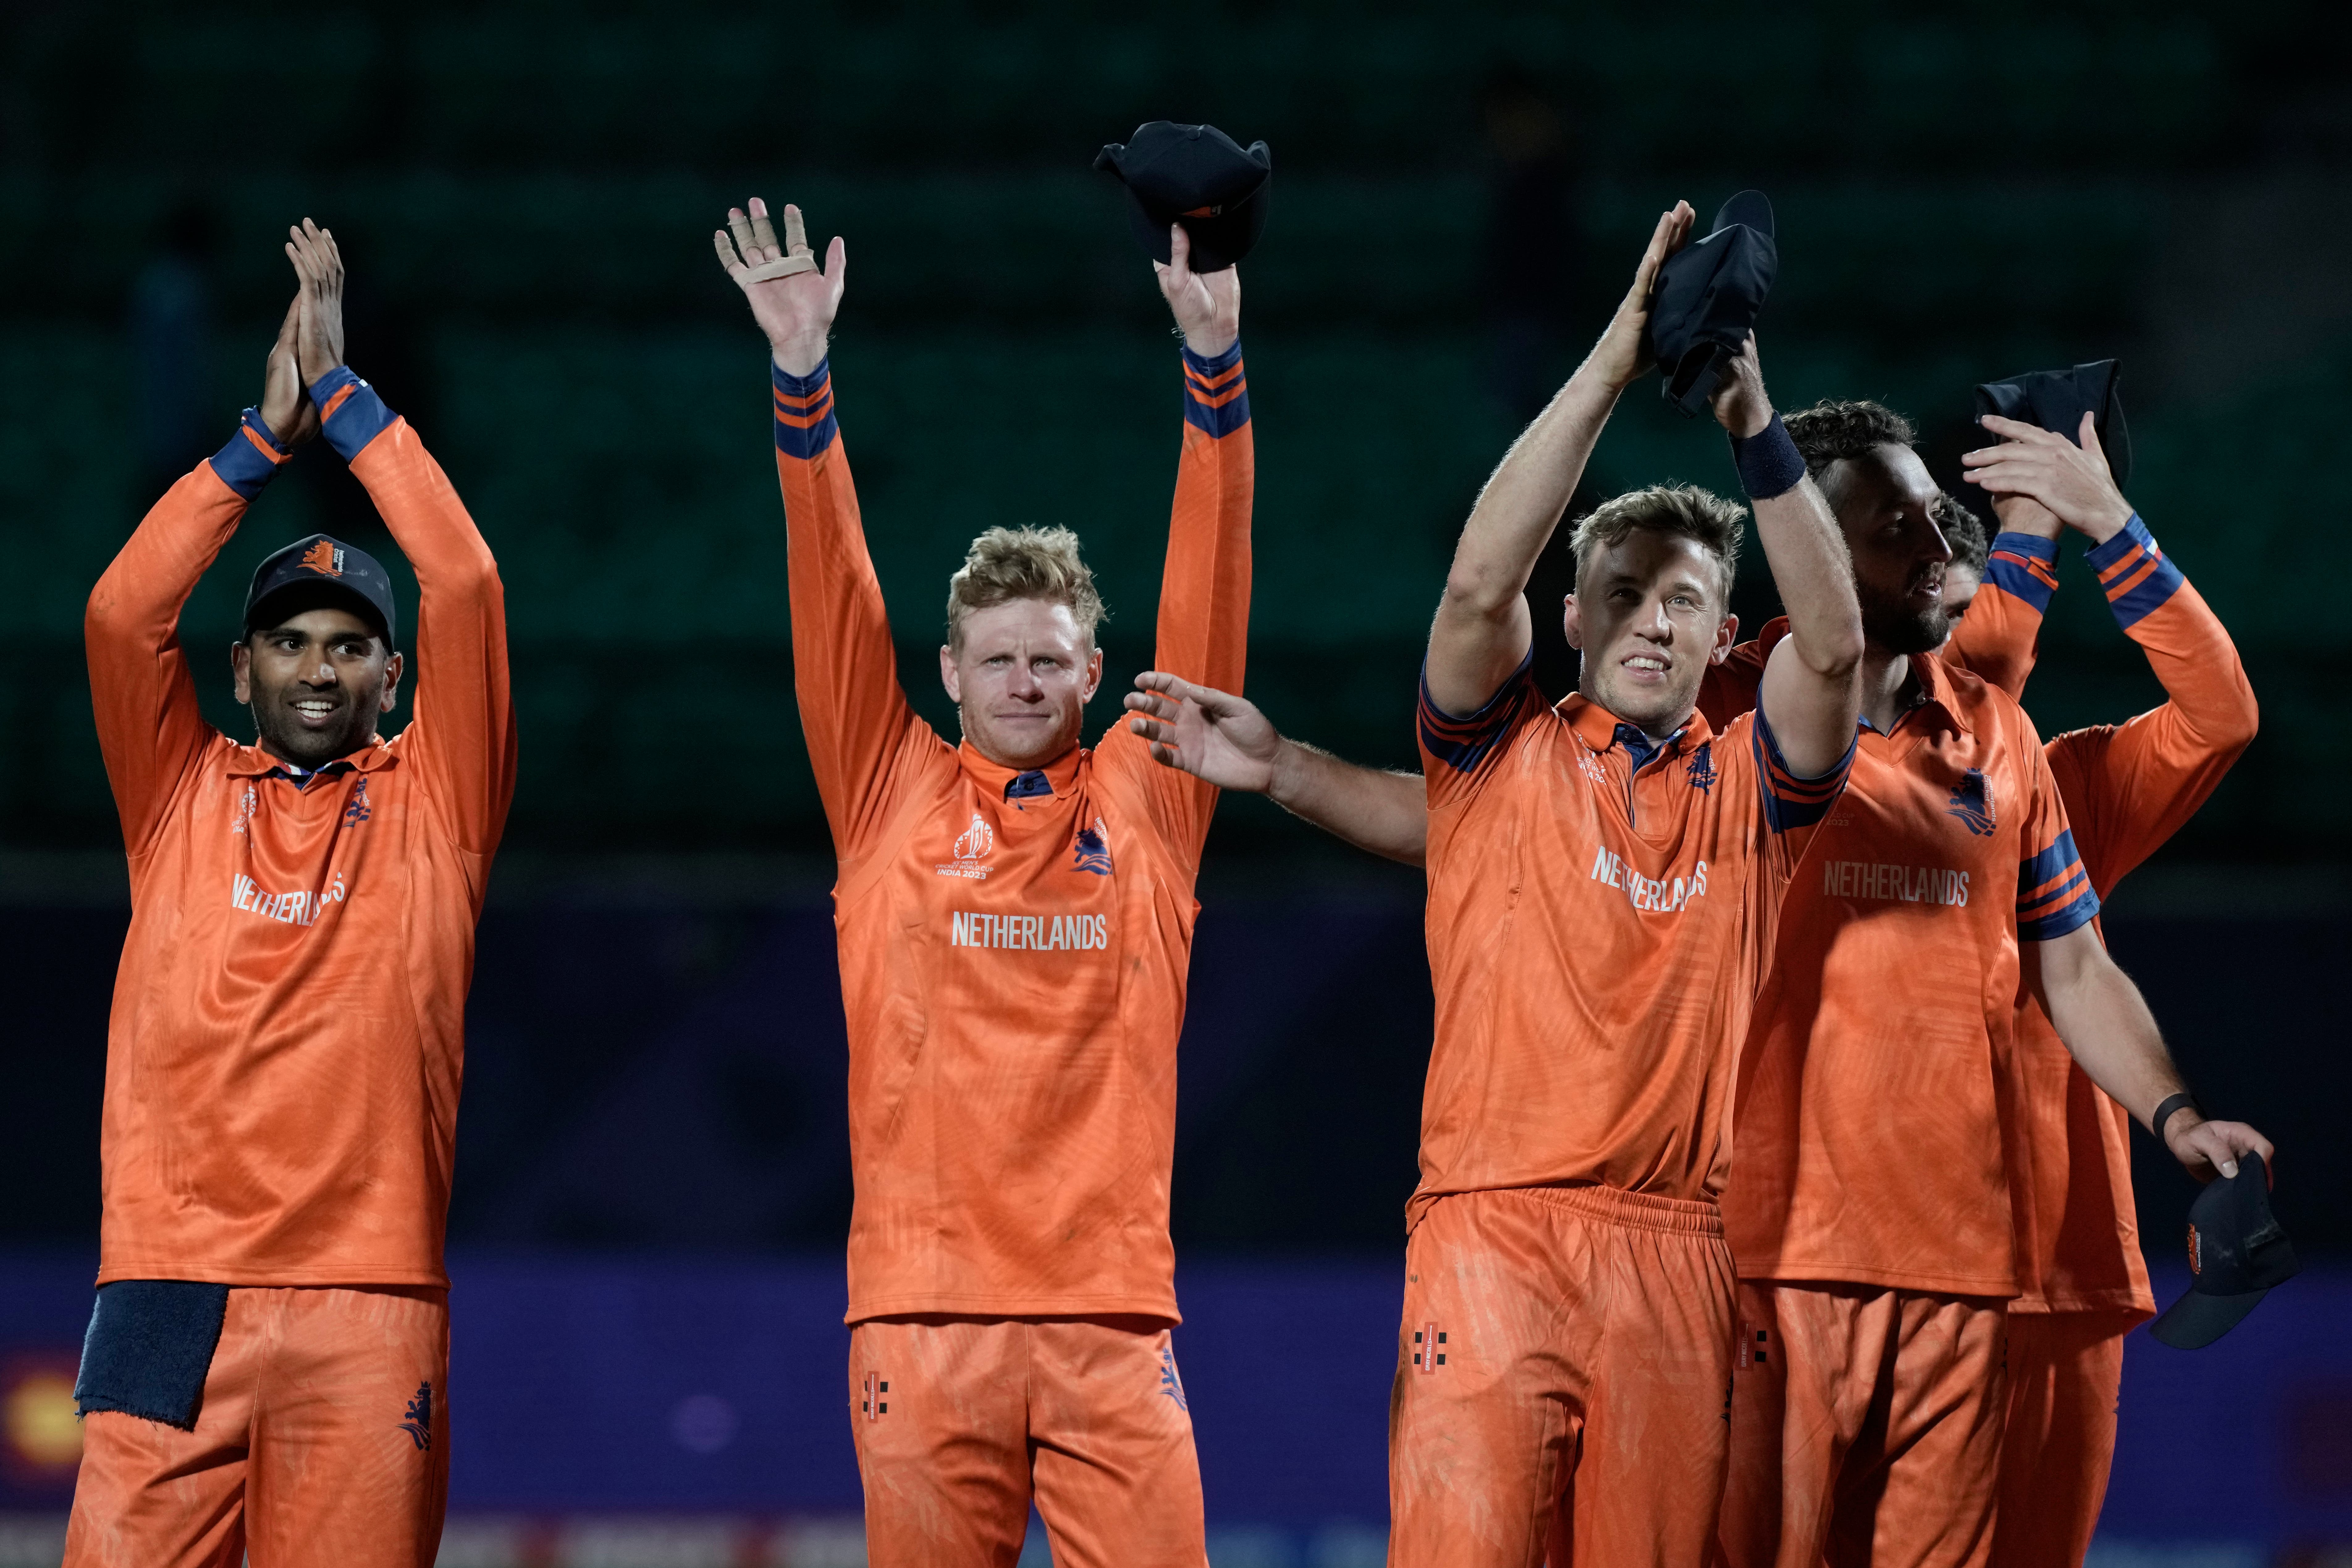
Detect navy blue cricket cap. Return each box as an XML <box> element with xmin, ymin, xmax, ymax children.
<box><xmin>1094</xmin><ymin>121</ymin><xmax>1272</xmax><ymax>273</ymax></box>
<box><xmin>1646</xmin><ymin>190</ymin><xmax>1779</xmax><ymax>417</ymax></box>
<box><xmin>242</xmin><ymin>534</ymin><xmax>397</xmax><ymax>647</ymax></box>
<box><xmin>2149</xmin><ymin>1151</ymin><xmax>2299</xmax><ymax>1349</ymax></box>
<box><xmin>1973</xmin><ymin>359</ymin><xmax>2132</xmax><ymax>489</ymax></box>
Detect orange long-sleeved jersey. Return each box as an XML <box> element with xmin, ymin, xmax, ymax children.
<box><xmin>774</xmin><ymin>344</ymin><xmax>1250</xmax><ymax>1324</ymax></box>
<box><xmin>85</xmin><ymin>372</ymin><xmax>514</xmax><ymax>1288</ymax></box>
<box><xmin>1954</xmin><ymin>521</ymin><xmax>2256</xmax><ymax>1316</ymax></box>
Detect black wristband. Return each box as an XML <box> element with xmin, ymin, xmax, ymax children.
<box><xmin>2152</xmin><ymin>1091</ymin><xmax>2199</xmax><ymax>1144</ymax></box>
<box><xmin>1731</xmin><ymin>412</ymin><xmax>1806</xmax><ymax>501</ymax></box>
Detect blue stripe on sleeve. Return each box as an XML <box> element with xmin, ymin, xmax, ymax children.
<box><xmin>1417</xmin><ymin>653</ymin><xmax>1534</xmax><ymax>776</ymax></box>
<box><xmin>307</xmin><ymin>366</ymin><xmax>400</xmax><ymax>462</ymax></box>
<box><xmin>1751</xmin><ymin>708</ymin><xmax>1855</xmax><ymax>832</ymax></box>
<box><xmin>773</xmin><ymin>359</ymin><xmax>839</xmax><ymax>459</ymax></box>
<box><xmin>205</xmin><ymin>408</ymin><xmax>289</xmax><ymax>500</ymax></box>
<box><xmin>1983</xmin><ymin>532</ymin><xmax>2058</xmax><ymax>613</ymax></box>
<box><xmin>2017</xmin><ymin>828</ymin><xmax>2102</xmax><ymax>940</ymax></box>
<box><xmin>1181</xmin><ymin>340</ymin><xmax>1249</xmax><ymax>438</ymax></box>
<box><xmin>2085</xmin><ymin>515</ymin><xmax>2184</xmax><ymax>629</ymax></box>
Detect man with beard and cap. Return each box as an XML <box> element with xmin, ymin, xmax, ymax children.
<box><xmin>713</xmin><ymin>193</ymin><xmax>1250</xmax><ymax>1566</ymax></box>
<box><xmin>1115</xmin><ymin>392</ymin><xmax>2272</xmax><ymax>1567</ymax></box>
<box><xmin>1956</xmin><ymin>410</ymin><xmax>2259</xmax><ymax>1568</ymax></box>
<box><xmin>1144</xmin><ymin>200</ymin><xmax>1873</xmax><ymax>1564</ymax></box>
<box><xmin>69</xmin><ymin>221</ymin><xmax>512</xmax><ymax>1568</ymax></box>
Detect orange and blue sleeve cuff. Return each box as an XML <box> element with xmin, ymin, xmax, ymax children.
<box><xmin>207</xmin><ymin>408</ymin><xmax>293</xmax><ymax>500</ymax></box>
<box><xmin>1182</xmin><ymin>341</ymin><xmax>1248</xmax><ymax>438</ymax></box>
<box><xmin>1984</xmin><ymin>532</ymin><xmax>2059</xmax><ymax>613</ymax></box>
<box><xmin>1417</xmin><ymin>654</ymin><xmax>1535</xmax><ymax>775</ymax></box>
<box><xmin>773</xmin><ymin>358</ymin><xmax>838</xmax><ymax>459</ymax></box>
<box><xmin>2085</xmin><ymin>514</ymin><xmax>2183</xmax><ymax>629</ymax></box>
<box><xmin>307</xmin><ymin>367</ymin><xmax>399</xmax><ymax>463</ymax></box>
<box><xmin>2017</xmin><ymin>829</ymin><xmax>2101</xmax><ymax>940</ymax></box>
<box><xmin>1752</xmin><ymin>709</ymin><xmax>1855</xmax><ymax>832</ymax></box>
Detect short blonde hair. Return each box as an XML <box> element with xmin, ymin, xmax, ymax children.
<box><xmin>1569</xmin><ymin>483</ymin><xmax>1745</xmax><ymax>605</ymax></box>
<box><xmin>945</xmin><ymin>525</ymin><xmax>1107</xmax><ymax>650</ymax></box>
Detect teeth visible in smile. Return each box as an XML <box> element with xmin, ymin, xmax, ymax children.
<box><xmin>1627</xmin><ymin>657</ymin><xmax>1666</xmax><ymax>671</ymax></box>
<box><xmin>294</xmin><ymin>701</ymin><xmax>335</xmax><ymax>714</ymax></box>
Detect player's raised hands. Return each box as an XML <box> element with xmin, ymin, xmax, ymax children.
<box><xmin>715</xmin><ymin>198</ymin><xmax>845</xmax><ymax>378</ymax></box>
<box><xmin>1961</xmin><ymin>412</ymin><xmax>2132</xmax><ymax>545</ymax></box>
<box><xmin>1584</xmin><ymin>201</ymin><xmax>1695</xmax><ymax>391</ymax></box>
<box><xmin>1154</xmin><ymin>225</ymin><xmax>1239</xmax><ymax>360</ymax></box>
<box><xmin>1124</xmin><ymin>672</ymin><xmax>1278</xmax><ymax>792</ymax></box>
<box><xmin>2164</xmin><ymin>1110</ymin><xmax>2275</xmax><ymax>1186</ymax></box>
<box><xmin>284</xmin><ymin>218</ymin><xmax>347</xmax><ymax>388</ymax></box>
<box><xmin>257</xmin><ymin>295</ymin><xmax>320</xmax><ymax>450</ymax></box>
<box><xmin>1704</xmin><ymin>331</ymin><xmax>1773</xmax><ymax>440</ymax></box>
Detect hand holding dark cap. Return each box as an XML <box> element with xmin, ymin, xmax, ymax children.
<box><xmin>2150</xmin><ymin>1150</ymin><xmax>2300</xmax><ymax>1349</ymax></box>
<box><xmin>1644</xmin><ymin>191</ymin><xmax>1779</xmax><ymax>417</ymax></box>
<box><xmin>1971</xmin><ymin>360</ymin><xmax>2131</xmax><ymax>488</ymax></box>
<box><xmin>1095</xmin><ymin>122</ymin><xmax>1272</xmax><ymax>272</ymax></box>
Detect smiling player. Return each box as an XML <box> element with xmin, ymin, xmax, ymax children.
<box><xmin>68</xmin><ymin>222</ymin><xmax>512</xmax><ymax>1568</ymax></box>
<box><xmin>714</xmin><ymin>196</ymin><xmax>1249</xmax><ymax>1566</ymax></box>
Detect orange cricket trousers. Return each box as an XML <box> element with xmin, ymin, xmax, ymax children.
<box><xmin>1719</xmin><ymin>1281</ymin><xmax>2008</xmax><ymax>1568</ymax></box>
<box><xmin>1989</xmin><ymin>1310</ymin><xmax>2136</xmax><ymax>1568</ymax></box>
<box><xmin>63</xmin><ymin>1285</ymin><xmax>449</xmax><ymax>1568</ymax></box>
<box><xmin>847</xmin><ymin>1314</ymin><xmax>1207</xmax><ymax>1568</ymax></box>
<box><xmin>1387</xmin><ymin>1184</ymin><xmax>1739</xmax><ymax>1568</ymax></box>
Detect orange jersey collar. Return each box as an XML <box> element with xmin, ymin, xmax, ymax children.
<box><xmin>1556</xmin><ymin>692</ymin><xmax>1715</xmax><ymax>756</ymax></box>
<box><xmin>223</xmin><ymin>735</ymin><xmax>398</xmax><ymax>778</ymax></box>
<box><xmin>957</xmin><ymin>738</ymin><xmax>1085</xmax><ymax>800</ymax></box>
<box><xmin>1750</xmin><ymin>615</ymin><xmax>1973</xmax><ymax>739</ymax></box>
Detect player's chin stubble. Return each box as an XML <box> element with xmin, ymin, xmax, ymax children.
<box><xmin>1861</xmin><ymin>594</ymin><xmax>1950</xmax><ymax>658</ymax></box>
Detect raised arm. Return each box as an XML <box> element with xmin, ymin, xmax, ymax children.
<box><xmin>1711</xmin><ymin>339</ymin><xmax>1864</xmax><ymax>778</ymax></box>
<box><xmin>286</xmin><ymin>222</ymin><xmax>514</xmax><ymax>863</ymax></box>
<box><xmin>1426</xmin><ymin>203</ymin><xmax>1694</xmax><ymax>717</ymax></box>
<box><xmin>1123</xmin><ymin>672</ymin><xmax>1429</xmax><ymax>866</ymax></box>
<box><xmin>718</xmin><ymin>197</ymin><xmax>936</xmax><ymax>860</ymax></box>
<box><xmin>86</xmin><ymin>296</ymin><xmax>318</xmax><ymax>855</ymax></box>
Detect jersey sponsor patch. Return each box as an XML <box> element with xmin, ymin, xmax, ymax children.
<box><xmin>343</xmin><ymin>777</ymin><xmax>372</xmax><ymax>826</ymax></box>
<box><xmin>1821</xmin><ymin>859</ymin><xmax>1970</xmax><ymax>907</ymax></box>
<box><xmin>1072</xmin><ymin>816</ymin><xmax>1114</xmax><ymax>875</ymax></box>
<box><xmin>950</xmin><ymin>910</ymin><xmax>1110</xmax><ymax>952</ymax></box>
<box><xmin>230</xmin><ymin>870</ymin><xmax>348</xmax><ymax>927</ymax></box>
<box><xmin>860</xmin><ymin>1370</ymin><xmax>888</xmax><ymax>1421</ymax></box>
<box><xmin>1945</xmin><ymin>768</ymin><xmax>1995</xmax><ymax>835</ymax></box>
<box><xmin>1412</xmin><ymin>1322</ymin><xmax>1448</xmax><ymax>1373</ymax></box>
<box><xmin>1589</xmin><ymin>847</ymin><xmax>1710</xmax><ymax>915</ymax></box>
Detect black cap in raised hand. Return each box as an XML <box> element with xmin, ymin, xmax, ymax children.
<box><xmin>1095</xmin><ymin>122</ymin><xmax>1272</xmax><ymax>272</ymax></box>
<box><xmin>1646</xmin><ymin>190</ymin><xmax>1779</xmax><ymax>417</ymax></box>
<box><xmin>242</xmin><ymin>534</ymin><xmax>397</xmax><ymax>647</ymax></box>
<box><xmin>2149</xmin><ymin>1151</ymin><xmax>2299</xmax><ymax>1350</ymax></box>
<box><xmin>1973</xmin><ymin>360</ymin><xmax>2132</xmax><ymax>488</ymax></box>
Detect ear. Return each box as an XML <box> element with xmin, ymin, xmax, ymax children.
<box><xmin>938</xmin><ymin>644</ymin><xmax>961</xmax><ymax>703</ymax></box>
<box><xmin>1080</xmin><ymin>644</ymin><xmax>1104</xmax><ymax>702</ymax></box>
<box><xmin>231</xmin><ymin>641</ymin><xmax>253</xmax><ymax>705</ymax></box>
<box><xmin>1708</xmin><ymin>613</ymin><xmax>1740</xmax><ymax>666</ymax></box>
<box><xmin>378</xmin><ymin>651</ymin><xmax>405</xmax><ymax>713</ymax></box>
<box><xmin>1561</xmin><ymin>592</ymin><xmax>1583</xmax><ymax>651</ymax></box>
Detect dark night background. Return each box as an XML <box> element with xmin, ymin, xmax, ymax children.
<box><xmin>0</xmin><ymin>1</ymin><xmax>2348</xmax><ymax>1554</ymax></box>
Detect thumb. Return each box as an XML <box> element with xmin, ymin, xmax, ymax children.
<box><xmin>2077</xmin><ymin>411</ymin><xmax>2109</xmax><ymax>469</ymax></box>
<box><xmin>1167</xmin><ymin>223</ymin><xmax>1192</xmax><ymax>283</ymax></box>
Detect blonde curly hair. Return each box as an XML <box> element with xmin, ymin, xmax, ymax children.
<box><xmin>945</xmin><ymin>525</ymin><xmax>1107</xmax><ymax>650</ymax></box>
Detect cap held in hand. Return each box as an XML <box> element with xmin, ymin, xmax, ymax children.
<box><xmin>1095</xmin><ymin>121</ymin><xmax>1272</xmax><ymax>272</ymax></box>
<box><xmin>2149</xmin><ymin>1150</ymin><xmax>2299</xmax><ymax>1350</ymax></box>
<box><xmin>1972</xmin><ymin>359</ymin><xmax>2132</xmax><ymax>488</ymax></box>
<box><xmin>1646</xmin><ymin>190</ymin><xmax>1778</xmax><ymax>417</ymax></box>
<box><xmin>243</xmin><ymin>533</ymin><xmax>397</xmax><ymax>647</ymax></box>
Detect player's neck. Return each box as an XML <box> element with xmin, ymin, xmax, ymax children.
<box><xmin>1856</xmin><ymin>645</ymin><xmax>1917</xmax><ymax>734</ymax></box>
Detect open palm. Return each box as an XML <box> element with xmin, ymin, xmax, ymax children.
<box><xmin>1123</xmin><ymin>672</ymin><xmax>1277</xmax><ymax>790</ymax></box>
<box><xmin>714</xmin><ymin>198</ymin><xmax>846</xmax><ymax>376</ymax></box>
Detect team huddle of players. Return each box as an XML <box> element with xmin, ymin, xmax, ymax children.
<box><xmin>62</xmin><ymin>194</ymin><xmax>2266</xmax><ymax>1568</ymax></box>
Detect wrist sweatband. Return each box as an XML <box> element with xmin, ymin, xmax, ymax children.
<box><xmin>1731</xmin><ymin>413</ymin><xmax>1806</xmax><ymax>501</ymax></box>
<box><xmin>2152</xmin><ymin>1091</ymin><xmax>2199</xmax><ymax>1144</ymax></box>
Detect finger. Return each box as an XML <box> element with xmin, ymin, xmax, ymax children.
<box><xmin>782</xmin><ymin>203</ymin><xmax>809</xmax><ymax>256</ymax></box>
<box><xmin>276</xmin><ymin>293</ymin><xmax>302</xmax><ymax>344</ymax></box>
<box><xmin>750</xmin><ymin>205</ymin><xmax>780</xmax><ymax>255</ymax></box>
<box><xmin>1166</xmin><ymin>223</ymin><xmax>1192</xmax><ymax>287</ymax></box>
<box><xmin>2075</xmin><ymin>411</ymin><xmax>2111</xmax><ymax>474</ymax></box>
<box><xmin>727</xmin><ymin>206</ymin><xmax>759</xmax><ymax>261</ymax></box>
<box><xmin>318</xmin><ymin>224</ymin><xmax>343</xmax><ymax>287</ymax></box>
<box><xmin>1148</xmin><ymin>740</ymin><xmax>1182</xmax><ymax>769</ymax></box>
<box><xmin>713</xmin><ymin>228</ymin><xmax>747</xmax><ymax>276</ymax></box>
<box><xmin>824</xmin><ymin>234</ymin><xmax>846</xmax><ymax>288</ymax></box>
<box><xmin>1975</xmin><ymin>413</ymin><xmax>2054</xmax><ymax>445</ymax></box>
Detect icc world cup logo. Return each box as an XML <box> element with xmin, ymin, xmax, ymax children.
<box><xmin>953</xmin><ymin>814</ymin><xmax>994</xmax><ymax>862</ymax></box>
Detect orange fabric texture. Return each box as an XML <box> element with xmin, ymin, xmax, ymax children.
<box><xmin>774</xmin><ymin>350</ymin><xmax>1250</xmax><ymax>1322</ymax></box>
<box><xmin>1414</xmin><ymin>673</ymin><xmax>1840</xmax><ymax>1218</ymax></box>
<box><xmin>1703</xmin><ymin>649</ymin><xmax>2093</xmax><ymax>1297</ymax></box>
<box><xmin>846</xmin><ymin>1316</ymin><xmax>1205</xmax><ymax>1568</ymax></box>
<box><xmin>64</xmin><ymin>1286</ymin><xmax>449</xmax><ymax>1568</ymax></box>
<box><xmin>1719</xmin><ymin>1281</ymin><xmax>2006</xmax><ymax>1568</ymax></box>
<box><xmin>1389</xmin><ymin>1185</ymin><xmax>1737</xmax><ymax>1567</ymax></box>
<box><xmin>84</xmin><ymin>423</ymin><xmax>513</xmax><ymax>1288</ymax></box>
<box><xmin>1991</xmin><ymin>1310</ymin><xmax>2133</xmax><ymax>1568</ymax></box>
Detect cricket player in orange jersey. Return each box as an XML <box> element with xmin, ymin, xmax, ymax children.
<box><xmin>1134</xmin><ymin>202</ymin><xmax>1869</xmax><ymax>1566</ymax></box>
<box><xmin>711</xmin><ymin>196</ymin><xmax>1248</xmax><ymax>1567</ymax></box>
<box><xmin>66</xmin><ymin>223</ymin><xmax>512</xmax><ymax>1568</ymax></box>
<box><xmin>1954</xmin><ymin>415</ymin><xmax>2258</xmax><ymax>1568</ymax></box>
<box><xmin>1692</xmin><ymin>399</ymin><xmax>2272</xmax><ymax>1568</ymax></box>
